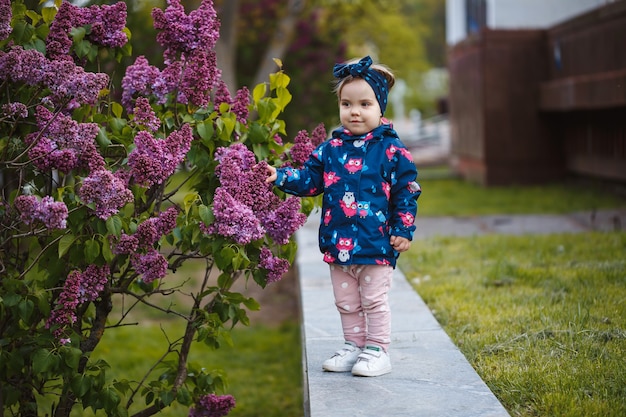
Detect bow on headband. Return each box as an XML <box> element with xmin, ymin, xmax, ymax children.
<box><xmin>333</xmin><ymin>56</ymin><xmax>389</xmax><ymax>115</ymax></box>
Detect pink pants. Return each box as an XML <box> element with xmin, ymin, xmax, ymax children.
<box><xmin>329</xmin><ymin>264</ymin><xmax>393</xmax><ymax>352</ymax></box>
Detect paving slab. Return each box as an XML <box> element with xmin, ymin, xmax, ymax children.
<box><xmin>296</xmin><ymin>215</ymin><xmax>510</xmax><ymax>417</ymax></box>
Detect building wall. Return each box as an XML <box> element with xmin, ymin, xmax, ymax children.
<box><xmin>447</xmin><ymin>0</ymin><xmax>612</xmax><ymax>45</ymax></box>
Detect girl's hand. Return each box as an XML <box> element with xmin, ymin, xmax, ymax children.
<box><xmin>265</xmin><ymin>165</ymin><xmax>277</xmax><ymax>183</ymax></box>
<box><xmin>390</xmin><ymin>235</ymin><xmax>411</xmax><ymax>252</ymax></box>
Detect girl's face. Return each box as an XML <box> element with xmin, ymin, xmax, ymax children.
<box><xmin>338</xmin><ymin>78</ymin><xmax>382</xmax><ymax>136</ymax></box>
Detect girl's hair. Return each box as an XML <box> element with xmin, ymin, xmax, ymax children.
<box><xmin>332</xmin><ymin>58</ymin><xmax>395</xmax><ymax>97</ymax></box>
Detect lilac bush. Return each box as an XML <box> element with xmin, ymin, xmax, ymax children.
<box><xmin>0</xmin><ymin>0</ymin><xmax>322</xmax><ymax>416</ymax></box>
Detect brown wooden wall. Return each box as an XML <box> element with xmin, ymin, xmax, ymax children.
<box><xmin>448</xmin><ymin>1</ymin><xmax>626</xmax><ymax>185</ymax></box>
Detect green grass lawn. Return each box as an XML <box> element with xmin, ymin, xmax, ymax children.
<box><xmin>415</xmin><ymin>167</ymin><xmax>625</xmax><ymax>216</ymax></box>
<box><xmin>399</xmin><ymin>172</ymin><xmax>626</xmax><ymax>417</ymax></box>
<box><xmin>91</xmin><ymin>321</ymin><xmax>302</xmax><ymax>417</ymax></box>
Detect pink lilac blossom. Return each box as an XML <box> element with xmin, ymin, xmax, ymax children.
<box><xmin>121</xmin><ymin>56</ymin><xmax>161</xmax><ymax>111</ymax></box>
<box><xmin>179</xmin><ymin>50</ymin><xmax>219</xmax><ymax>107</ymax></box>
<box><xmin>80</xmin><ymin>2</ymin><xmax>128</xmax><ymax>48</ymax></box>
<box><xmin>131</xmin><ymin>249</ymin><xmax>169</xmax><ymax>283</ymax></box>
<box><xmin>189</xmin><ymin>393</ymin><xmax>235</xmax><ymax>417</ymax></box>
<box><xmin>0</xmin><ymin>46</ymin><xmax>108</xmax><ymax>107</ymax></box>
<box><xmin>232</xmin><ymin>86</ymin><xmax>250</xmax><ymax>124</ymax></box>
<box><xmin>128</xmin><ymin>124</ymin><xmax>193</xmax><ymax>187</ymax></box>
<box><xmin>206</xmin><ymin>188</ymin><xmax>265</xmax><ymax>245</ymax></box>
<box><xmin>46</xmin><ymin>265</ymin><xmax>110</xmax><ymax>340</ymax></box>
<box><xmin>132</xmin><ymin>97</ymin><xmax>161</xmax><ymax>132</ymax></box>
<box><xmin>261</xmin><ymin>197</ymin><xmax>306</xmax><ymax>245</ymax></box>
<box><xmin>289</xmin><ymin>130</ymin><xmax>315</xmax><ymax>168</ymax></box>
<box><xmin>208</xmin><ymin>144</ymin><xmax>306</xmax><ymax>247</ymax></box>
<box><xmin>151</xmin><ymin>0</ymin><xmax>220</xmax><ymax>59</ymax></box>
<box><xmin>259</xmin><ymin>247</ymin><xmax>290</xmax><ymax>284</ymax></box>
<box><xmin>46</xmin><ymin>1</ymin><xmax>127</xmax><ymax>61</ymax></box>
<box><xmin>148</xmin><ymin>0</ymin><xmax>221</xmax><ymax>106</ymax></box>
<box><xmin>213</xmin><ymin>80</ymin><xmax>232</xmax><ymax>112</ymax></box>
<box><xmin>0</xmin><ymin>0</ymin><xmax>11</xmax><ymax>41</ymax></box>
<box><xmin>2</xmin><ymin>102</ymin><xmax>28</xmax><ymax>119</ymax></box>
<box><xmin>25</xmin><ymin>106</ymin><xmax>103</xmax><ymax>174</ymax></box>
<box><xmin>79</xmin><ymin>169</ymin><xmax>134</xmax><ymax>219</ymax></box>
<box><xmin>14</xmin><ymin>195</ymin><xmax>68</xmax><ymax>230</ymax></box>
<box><xmin>113</xmin><ymin>207</ymin><xmax>177</xmax><ymax>251</ymax></box>
<box><xmin>113</xmin><ymin>233</ymin><xmax>139</xmax><ymax>255</ymax></box>
<box><xmin>310</xmin><ymin>123</ymin><xmax>327</xmax><ymax>147</ymax></box>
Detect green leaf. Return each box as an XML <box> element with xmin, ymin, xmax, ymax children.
<box><xmin>253</xmin><ymin>83</ymin><xmax>267</xmax><ymax>104</ymax></box>
<box><xmin>96</xmin><ymin>127</ymin><xmax>112</xmax><ymax>147</ymax></box>
<box><xmin>197</xmin><ymin>121</ymin><xmax>214</xmax><ymax>140</ymax></box>
<box><xmin>111</xmin><ymin>102</ymin><xmax>124</xmax><ymax>119</ymax></box>
<box><xmin>41</xmin><ymin>7</ymin><xmax>57</xmax><ymax>24</ymax></box>
<box><xmin>275</xmin><ymin>87</ymin><xmax>293</xmax><ymax>112</ymax></box>
<box><xmin>216</xmin><ymin>247</ymin><xmax>236</xmax><ymax>270</ymax></box>
<box><xmin>106</xmin><ymin>216</ymin><xmax>123</xmax><ymax>237</ymax></box>
<box><xmin>70</xmin><ymin>374</ymin><xmax>91</xmax><ymax>397</ymax></box>
<box><xmin>32</xmin><ymin>349</ymin><xmax>53</xmax><ymax>374</ymax></box>
<box><xmin>269</xmin><ymin>72</ymin><xmax>290</xmax><ymax>89</ymax></box>
<box><xmin>18</xmin><ymin>299</ymin><xmax>34</xmax><ymax>322</ymax></box>
<box><xmin>183</xmin><ymin>192</ymin><xmax>200</xmax><ymax>216</ymax></box>
<box><xmin>59</xmin><ymin>234</ymin><xmax>77</xmax><ymax>258</ymax></box>
<box><xmin>70</xmin><ymin>26</ymin><xmax>86</xmax><ymax>43</ymax></box>
<box><xmin>84</xmin><ymin>239</ymin><xmax>100</xmax><ymax>263</ymax></box>
<box><xmin>25</xmin><ymin>10</ymin><xmax>41</xmax><ymax>25</ymax></box>
<box><xmin>61</xmin><ymin>346</ymin><xmax>83</xmax><ymax>371</ymax></box>
<box><xmin>101</xmin><ymin>236</ymin><xmax>114</xmax><ymax>263</ymax></box>
<box><xmin>198</xmin><ymin>205</ymin><xmax>214</xmax><ymax>225</ymax></box>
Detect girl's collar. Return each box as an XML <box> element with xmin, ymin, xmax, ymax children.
<box><xmin>332</xmin><ymin>122</ymin><xmax>394</xmax><ymax>141</ymax></box>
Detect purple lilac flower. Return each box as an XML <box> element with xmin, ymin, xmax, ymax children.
<box><xmin>81</xmin><ymin>2</ymin><xmax>128</xmax><ymax>48</ymax></box>
<box><xmin>46</xmin><ymin>1</ymin><xmax>82</xmax><ymax>61</ymax></box>
<box><xmin>207</xmin><ymin>188</ymin><xmax>265</xmax><ymax>245</ymax></box>
<box><xmin>180</xmin><ymin>50</ymin><xmax>220</xmax><ymax>107</ymax></box>
<box><xmin>132</xmin><ymin>97</ymin><xmax>161</xmax><ymax>132</ymax></box>
<box><xmin>289</xmin><ymin>130</ymin><xmax>315</xmax><ymax>168</ymax></box>
<box><xmin>79</xmin><ymin>169</ymin><xmax>134</xmax><ymax>219</ymax></box>
<box><xmin>46</xmin><ymin>265</ymin><xmax>109</xmax><ymax>340</ymax></box>
<box><xmin>113</xmin><ymin>208</ymin><xmax>177</xmax><ymax>255</ymax></box>
<box><xmin>259</xmin><ymin>247</ymin><xmax>290</xmax><ymax>284</ymax></box>
<box><xmin>213</xmin><ymin>80</ymin><xmax>231</xmax><ymax>112</ymax></box>
<box><xmin>46</xmin><ymin>1</ymin><xmax>127</xmax><ymax>61</ymax></box>
<box><xmin>310</xmin><ymin>123</ymin><xmax>327</xmax><ymax>147</ymax></box>
<box><xmin>2</xmin><ymin>102</ymin><xmax>28</xmax><ymax>119</ymax></box>
<box><xmin>47</xmin><ymin>59</ymin><xmax>109</xmax><ymax>105</ymax></box>
<box><xmin>0</xmin><ymin>46</ymin><xmax>108</xmax><ymax>107</ymax></box>
<box><xmin>273</xmin><ymin>134</ymin><xmax>283</xmax><ymax>146</ymax></box>
<box><xmin>152</xmin><ymin>0</ymin><xmax>220</xmax><ymax>59</ymax></box>
<box><xmin>121</xmin><ymin>55</ymin><xmax>161</xmax><ymax>111</ymax></box>
<box><xmin>128</xmin><ymin>124</ymin><xmax>193</xmax><ymax>187</ymax></box>
<box><xmin>189</xmin><ymin>393</ymin><xmax>235</xmax><ymax>417</ymax></box>
<box><xmin>131</xmin><ymin>249</ymin><xmax>169</xmax><ymax>283</ymax></box>
<box><xmin>15</xmin><ymin>195</ymin><xmax>69</xmax><ymax>230</ymax></box>
<box><xmin>0</xmin><ymin>0</ymin><xmax>11</xmax><ymax>41</ymax></box>
<box><xmin>113</xmin><ymin>233</ymin><xmax>139</xmax><ymax>255</ymax></box>
<box><xmin>208</xmin><ymin>144</ymin><xmax>307</xmax><ymax>246</ymax></box>
<box><xmin>150</xmin><ymin>0</ymin><xmax>221</xmax><ymax>105</ymax></box>
<box><xmin>26</xmin><ymin>106</ymin><xmax>103</xmax><ymax>174</ymax></box>
<box><xmin>261</xmin><ymin>197</ymin><xmax>306</xmax><ymax>245</ymax></box>
<box><xmin>232</xmin><ymin>86</ymin><xmax>250</xmax><ymax>124</ymax></box>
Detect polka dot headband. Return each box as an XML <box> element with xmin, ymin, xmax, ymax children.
<box><xmin>333</xmin><ymin>55</ymin><xmax>389</xmax><ymax>115</ymax></box>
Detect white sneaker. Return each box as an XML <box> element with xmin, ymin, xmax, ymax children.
<box><xmin>351</xmin><ymin>345</ymin><xmax>392</xmax><ymax>377</ymax></box>
<box><xmin>322</xmin><ymin>342</ymin><xmax>362</xmax><ymax>372</ymax></box>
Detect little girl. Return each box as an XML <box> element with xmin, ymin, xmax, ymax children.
<box><xmin>266</xmin><ymin>56</ymin><xmax>420</xmax><ymax>377</ymax></box>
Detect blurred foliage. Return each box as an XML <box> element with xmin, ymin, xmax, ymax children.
<box><xmin>90</xmin><ymin>0</ymin><xmax>446</xmax><ymax>131</ymax></box>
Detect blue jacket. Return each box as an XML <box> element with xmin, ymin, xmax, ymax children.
<box><xmin>274</xmin><ymin>124</ymin><xmax>421</xmax><ymax>267</ymax></box>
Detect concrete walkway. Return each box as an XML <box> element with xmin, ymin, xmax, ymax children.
<box><xmin>296</xmin><ymin>209</ymin><xmax>625</xmax><ymax>417</ymax></box>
